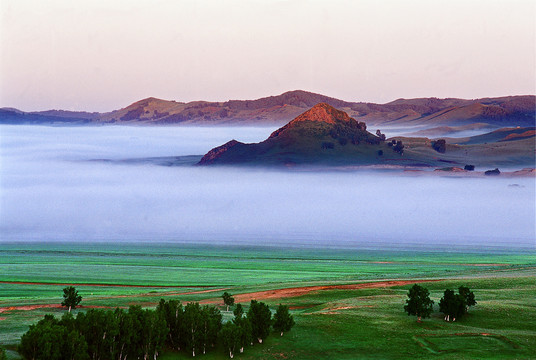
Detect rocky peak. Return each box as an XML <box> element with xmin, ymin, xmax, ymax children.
<box><xmin>269</xmin><ymin>103</ymin><xmax>364</xmax><ymax>139</ymax></box>
<box><xmin>290</xmin><ymin>102</ymin><xmax>353</xmax><ymax>125</ymax></box>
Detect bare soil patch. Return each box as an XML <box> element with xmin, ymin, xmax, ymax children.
<box><xmin>201</xmin><ymin>279</ymin><xmax>439</xmax><ymax>304</ymax></box>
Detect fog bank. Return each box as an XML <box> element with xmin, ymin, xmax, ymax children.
<box><xmin>1</xmin><ymin>125</ymin><xmax>534</xmax><ymax>249</ymax></box>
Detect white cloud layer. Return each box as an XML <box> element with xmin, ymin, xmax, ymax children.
<box><xmin>1</xmin><ymin>125</ymin><xmax>534</xmax><ymax>250</ymax></box>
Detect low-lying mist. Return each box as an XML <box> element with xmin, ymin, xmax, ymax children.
<box><xmin>1</xmin><ymin>125</ymin><xmax>534</xmax><ymax>250</ymax></box>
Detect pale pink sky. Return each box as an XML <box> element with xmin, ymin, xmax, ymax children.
<box><xmin>1</xmin><ymin>0</ymin><xmax>535</xmax><ymax>112</ymax></box>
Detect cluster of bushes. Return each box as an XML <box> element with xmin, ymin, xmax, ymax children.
<box><xmin>327</xmin><ymin>120</ymin><xmax>379</xmax><ymax>146</ymax></box>
<box><xmin>387</xmin><ymin>139</ymin><xmax>404</xmax><ymax>154</ymax></box>
<box><xmin>404</xmin><ymin>284</ymin><xmax>476</xmax><ymax>322</ymax></box>
<box><xmin>18</xmin><ymin>297</ymin><xmax>294</xmax><ymax>360</ymax></box>
<box><xmin>376</xmin><ymin>130</ymin><xmax>386</xmax><ymax>141</ymax></box>
<box><xmin>431</xmin><ymin>139</ymin><xmax>446</xmax><ymax>153</ymax></box>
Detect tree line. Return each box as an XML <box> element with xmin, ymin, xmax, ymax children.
<box><xmin>404</xmin><ymin>284</ymin><xmax>476</xmax><ymax>322</ymax></box>
<box><xmin>18</xmin><ymin>292</ymin><xmax>294</xmax><ymax>360</ymax></box>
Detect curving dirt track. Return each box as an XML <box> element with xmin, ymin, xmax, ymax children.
<box><xmin>201</xmin><ymin>279</ymin><xmax>440</xmax><ymax>304</ymax></box>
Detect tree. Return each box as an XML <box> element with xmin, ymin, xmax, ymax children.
<box><xmin>393</xmin><ymin>140</ymin><xmax>404</xmax><ymax>154</ymax></box>
<box><xmin>220</xmin><ymin>322</ymin><xmax>241</xmax><ymax>359</ymax></box>
<box><xmin>431</xmin><ymin>139</ymin><xmax>446</xmax><ymax>153</ymax></box>
<box><xmin>222</xmin><ymin>292</ymin><xmax>235</xmax><ymax>311</ymax></box>
<box><xmin>273</xmin><ymin>304</ymin><xmax>295</xmax><ymax>336</ymax></box>
<box><xmin>233</xmin><ymin>303</ymin><xmax>244</xmax><ymax>319</ymax></box>
<box><xmin>404</xmin><ymin>284</ymin><xmax>434</xmax><ymax>321</ymax></box>
<box><xmin>0</xmin><ymin>346</ymin><xmax>7</xmax><ymax>360</ymax></box>
<box><xmin>464</xmin><ymin>164</ymin><xmax>475</xmax><ymax>171</ymax></box>
<box><xmin>183</xmin><ymin>302</ymin><xmax>203</xmax><ymax>357</ymax></box>
<box><xmin>458</xmin><ymin>286</ymin><xmax>477</xmax><ymax>310</ymax></box>
<box><xmin>18</xmin><ymin>315</ymin><xmax>71</xmax><ymax>360</ymax></box>
<box><xmin>62</xmin><ymin>286</ymin><xmax>82</xmax><ymax>312</ymax></box>
<box><xmin>113</xmin><ymin>308</ymin><xmax>134</xmax><ymax>360</ymax></box>
<box><xmin>247</xmin><ymin>300</ymin><xmax>272</xmax><ymax>343</ymax></box>
<box><xmin>485</xmin><ymin>168</ymin><xmax>501</xmax><ymax>176</ymax></box>
<box><xmin>157</xmin><ymin>299</ymin><xmax>184</xmax><ymax>351</ymax></box>
<box><xmin>376</xmin><ymin>129</ymin><xmax>386</xmax><ymax>141</ymax></box>
<box><xmin>439</xmin><ymin>289</ymin><xmax>466</xmax><ymax>321</ymax></box>
<box><xmin>200</xmin><ymin>305</ymin><xmax>222</xmax><ymax>354</ymax></box>
<box><xmin>233</xmin><ymin>304</ymin><xmax>252</xmax><ymax>353</ymax></box>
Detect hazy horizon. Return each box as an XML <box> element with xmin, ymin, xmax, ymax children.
<box><xmin>1</xmin><ymin>0</ymin><xmax>535</xmax><ymax>112</ymax></box>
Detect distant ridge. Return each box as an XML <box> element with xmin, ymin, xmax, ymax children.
<box><xmin>1</xmin><ymin>90</ymin><xmax>534</xmax><ymax>128</ymax></box>
<box><xmin>199</xmin><ymin>103</ymin><xmax>536</xmax><ymax>168</ymax></box>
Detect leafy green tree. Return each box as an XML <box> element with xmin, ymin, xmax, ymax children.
<box><xmin>112</xmin><ymin>308</ymin><xmax>133</xmax><ymax>360</ymax></box>
<box><xmin>404</xmin><ymin>284</ymin><xmax>434</xmax><ymax>321</ymax></box>
<box><xmin>200</xmin><ymin>305</ymin><xmax>222</xmax><ymax>354</ymax></box>
<box><xmin>0</xmin><ymin>346</ymin><xmax>7</xmax><ymax>360</ymax></box>
<box><xmin>143</xmin><ymin>308</ymin><xmax>168</xmax><ymax>360</ymax></box>
<box><xmin>19</xmin><ymin>315</ymin><xmax>67</xmax><ymax>360</ymax></box>
<box><xmin>76</xmin><ymin>308</ymin><xmax>114</xmax><ymax>360</ymax></box>
<box><xmin>220</xmin><ymin>322</ymin><xmax>241</xmax><ymax>359</ymax></box>
<box><xmin>222</xmin><ymin>292</ymin><xmax>235</xmax><ymax>311</ymax></box>
<box><xmin>233</xmin><ymin>303</ymin><xmax>244</xmax><ymax>319</ymax></box>
<box><xmin>458</xmin><ymin>286</ymin><xmax>477</xmax><ymax>310</ymax></box>
<box><xmin>183</xmin><ymin>302</ymin><xmax>203</xmax><ymax>357</ymax></box>
<box><xmin>59</xmin><ymin>312</ymin><xmax>90</xmax><ymax>360</ymax></box>
<box><xmin>157</xmin><ymin>299</ymin><xmax>184</xmax><ymax>351</ymax></box>
<box><xmin>126</xmin><ymin>306</ymin><xmax>167</xmax><ymax>360</ymax></box>
<box><xmin>63</xmin><ymin>329</ymin><xmax>90</xmax><ymax>360</ymax></box>
<box><xmin>273</xmin><ymin>304</ymin><xmax>295</xmax><ymax>336</ymax></box>
<box><xmin>247</xmin><ymin>300</ymin><xmax>272</xmax><ymax>343</ymax></box>
<box><xmin>233</xmin><ymin>304</ymin><xmax>252</xmax><ymax>353</ymax></box>
<box><xmin>439</xmin><ymin>289</ymin><xmax>466</xmax><ymax>321</ymax></box>
<box><xmin>62</xmin><ymin>286</ymin><xmax>82</xmax><ymax>312</ymax></box>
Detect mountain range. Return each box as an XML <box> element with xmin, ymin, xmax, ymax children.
<box><xmin>199</xmin><ymin>103</ymin><xmax>535</xmax><ymax>168</ymax></box>
<box><xmin>1</xmin><ymin>90</ymin><xmax>534</xmax><ymax>128</ymax></box>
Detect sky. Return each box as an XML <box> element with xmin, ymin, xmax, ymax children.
<box><xmin>1</xmin><ymin>0</ymin><xmax>535</xmax><ymax>112</ymax></box>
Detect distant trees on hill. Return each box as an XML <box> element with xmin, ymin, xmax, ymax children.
<box><xmin>376</xmin><ymin>130</ymin><xmax>386</xmax><ymax>141</ymax></box>
<box><xmin>431</xmin><ymin>139</ymin><xmax>446</xmax><ymax>153</ymax></box>
<box><xmin>388</xmin><ymin>139</ymin><xmax>404</xmax><ymax>154</ymax></box>
<box><xmin>19</xmin><ymin>296</ymin><xmax>295</xmax><ymax>359</ymax></box>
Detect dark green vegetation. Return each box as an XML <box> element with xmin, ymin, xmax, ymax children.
<box><xmin>61</xmin><ymin>286</ymin><xmax>82</xmax><ymax>312</ymax></box>
<box><xmin>18</xmin><ymin>298</ymin><xmax>283</xmax><ymax>359</ymax></box>
<box><xmin>222</xmin><ymin>293</ymin><xmax>234</xmax><ymax>312</ymax></box>
<box><xmin>1</xmin><ymin>243</ymin><xmax>535</xmax><ymax>359</ymax></box>
<box><xmin>198</xmin><ymin>103</ymin><xmax>535</xmax><ymax>167</ymax></box>
<box><xmin>272</xmin><ymin>304</ymin><xmax>295</xmax><ymax>336</ymax></box>
<box><xmin>404</xmin><ymin>284</ymin><xmax>434</xmax><ymax>321</ymax></box>
<box><xmin>439</xmin><ymin>286</ymin><xmax>477</xmax><ymax>322</ymax></box>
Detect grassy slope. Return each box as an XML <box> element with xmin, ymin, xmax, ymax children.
<box><xmin>1</xmin><ymin>243</ymin><xmax>535</xmax><ymax>359</ymax></box>
<box><xmin>206</xmin><ymin>121</ymin><xmax>535</xmax><ymax>168</ymax></box>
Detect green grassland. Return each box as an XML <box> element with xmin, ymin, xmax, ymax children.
<box><xmin>1</xmin><ymin>242</ymin><xmax>535</xmax><ymax>359</ymax></box>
